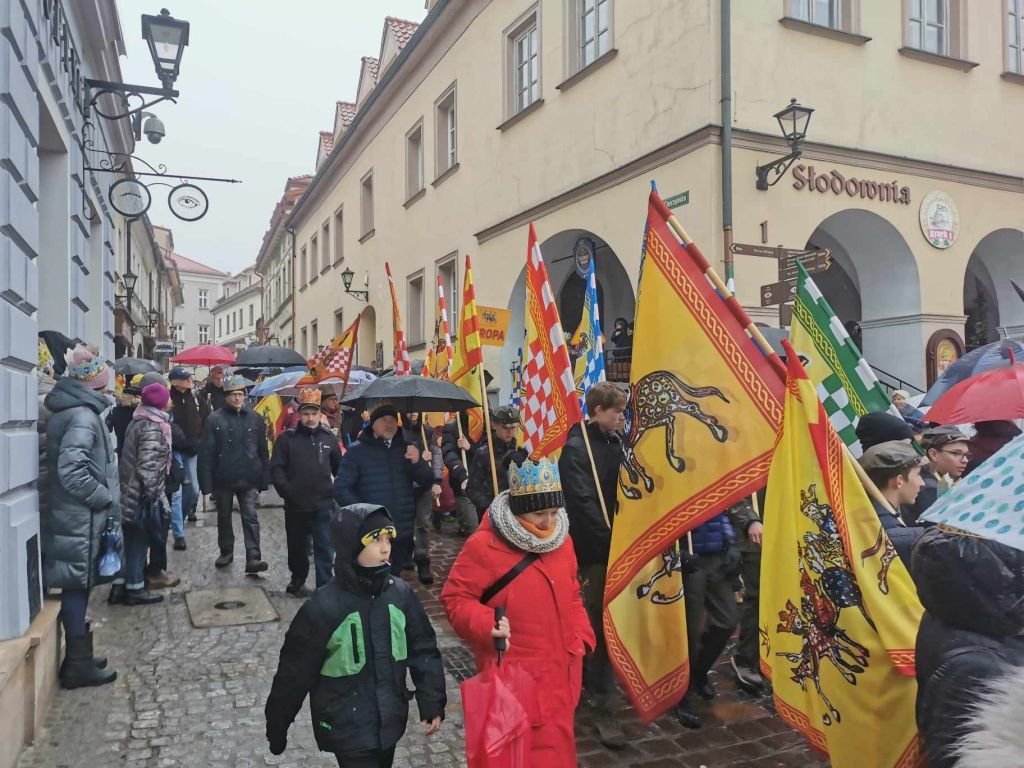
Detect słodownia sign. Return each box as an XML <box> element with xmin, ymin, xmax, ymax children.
<box><xmin>792</xmin><ymin>164</ymin><xmax>911</xmax><ymax>205</ymax></box>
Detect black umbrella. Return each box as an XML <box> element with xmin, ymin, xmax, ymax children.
<box><xmin>921</xmin><ymin>339</ymin><xmax>1024</xmax><ymax>406</ymax></box>
<box><xmin>340</xmin><ymin>376</ymin><xmax>480</xmax><ymax>413</ymax></box>
<box><xmin>233</xmin><ymin>345</ymin><xmax>307</xmax><ymax>368</ymax></box>
<box><xmin>39</xmin><ymin>330</ymin><xmax>77</xmax><ymax>375</ymax></box>
<box><xmin>112</xmin><ymin>357</ymin><xmax>161</xmax><ymax>377</ymax></box>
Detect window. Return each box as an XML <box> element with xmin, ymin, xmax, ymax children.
<box><xmin>406</xmin><ymin>120</ymin><xmax>424</xmax><ymax>201</ymax></box>
<box><xmin>301</xmin><ymin>326</ymin><xmax>308</xmax><ymax>357</ymax></box>
<box><xmin>407</xmin><ymin>272</ymin><xmax>424</xmax><ymax>345</ymax></box>
<box><xmin>311</xmin><ymin>235</ymin><xmax>319</xmax><ymax>278</ymax></box>
<box><xmin>218</xmin><ymin>317</ymin><xmax>222</xmax><ymax>338</ymax></box>
<box><xmin>249</xmin><ymin>304</ymin><xmax>254</xmax><ymax>326</ymax></box>
<box><xmin>512</xmin><ymin>18</ymin><xmax>540</xmax><ymax>114</ymax></box>
<box><xmin>173</xmin><ymin>323</ymin><xmax>184</xmax><ymax>343</ymax></box>
<box><xmin>908</xmin><ymin>0</ymin><xmax>949</xmax><ymax>55</ymax></box>
<box><xmin>579</xmin><ymin>0</ymin><xmax>611</xmax><ymax>67</ymax></box>
<box><xmin>335</xmin><ymin>309</ymin><xmax>345</xmax><ymax>335</ymax></box>
<box><xmin>321</xmin><ymin>221</ymin><xmax>331</xmax><ymax>270</ymax></box>
<box><xmin>333</xmin><ymin>207</ymin><xmax>344</xmax><ymax>265</ymax></box>
<box><xmin>198</xmin><ymin>325</ymin><xmax>209</xmax><ymax>344</ymax></box>
<box><xmin>789</xmin><ymin>0</ymin><xmax>841</xmax><ymax>28</ymax></box>
<box><xmin>300</xmin><ymin>245</ymin><xmax>308</xmax><ymax>285</ymax></box>
<box><xmin>434</xmin><ymin>84</ymin><xmax>457</xmax><ymax>177</ymax></box>
<box><xmin>438</xmin><ymin>255</ymin><xmax>458</xmax><ymax>334</ymax></box>
<box><xmin>1010</xmin><ymin>0</ymin><xmax>1023</xmax><ymax>73</ymax></box>
<box><xmin>311</xmin><ymin>321</ymin><xmax>318</xmax><ymax>353</ymax></box>
<box><xmin>198</xmin><ymin>289</ymin><xmax>209</xmax><ymax>309</ymax></box>
<box><xmin>360</xmin><ymin>171</ymin><xmax>374</xmax><ymax>238</ymax></box>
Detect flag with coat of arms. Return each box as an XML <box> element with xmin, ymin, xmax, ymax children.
<box><xmin>571</xmin><ymin>256</ymin><xmax>605</xmax><ymax>415</ymax></box>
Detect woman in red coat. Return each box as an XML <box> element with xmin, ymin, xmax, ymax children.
<box><xmin>441</xmin><ymin>452</ymin><xmax>595</xmax><ymax>767</ymax></box>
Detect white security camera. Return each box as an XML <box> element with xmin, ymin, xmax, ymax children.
<box><xmin>142</xmin><ymin>113</ymin><xmax>166</xmax><ymax>144</ymax></box>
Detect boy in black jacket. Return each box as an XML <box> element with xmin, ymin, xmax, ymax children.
<box><xmin>265</xmin><ymin>503</ymin><xmax>446</xmax><ymax>767</ymax></box>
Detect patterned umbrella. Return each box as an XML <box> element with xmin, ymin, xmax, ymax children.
<box><xmin>921</xmin><ymin>340</ymin><xmax>1024</xmax><ymax>406</ymax></box>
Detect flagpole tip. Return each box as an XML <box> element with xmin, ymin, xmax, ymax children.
<box><xmin>650</xmin><ymin>180</ymin><xmax>658</xmax><ymax>192</ymax></box>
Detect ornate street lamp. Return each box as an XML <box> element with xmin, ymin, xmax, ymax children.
<box><xmin>341</xmin><ymin>267</ymin><xmax>369</xmax><ymax>302</ymax></box>
<box><xmin>123</xmin><ymin>268</ymin><xmax>138</xmax><ymax>316</ymax></box>
<box><xmin>755</xmin><ymin>98</ymin><xmax>815</xmax><ymax>190</ymax></box>
<box><xmin>141</xmin><ymin>9</ymin><xmax>190</xmax><ymax>90</ymax></box>
<box><xmin>148</xmin><ymin>308</ymin><xmax>160</xmax><ymax>334</ymax></box>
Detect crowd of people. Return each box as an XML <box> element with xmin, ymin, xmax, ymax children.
<box><xmin>35</xmin><ymin>333</ymin><xmax>1024</xmax><ymax>767</ymax></box>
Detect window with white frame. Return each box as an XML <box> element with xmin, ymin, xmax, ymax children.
<box><xmin>300</xmin><ymin>244</ymin><xmax>308</xmax><ymax>285</ymax></box>
<box><xmin>789</xmin><ymin>0</ymin><xmax>842</xmax><ymax>28</ymax></box>
<box><xmin>198</xmin><ymin>288</ymin><xmax>209</xmax><ymax>309</ymax></box>
<box><xmin>407</xmin><ymin>272</ymin><xmax>424</xmax><ymax>345</ymax></box>
<box><xmin>249</xmin><ymin>304</ymin><xmax>254</xmax><ymax>327</ymax></box>
<box><xmin>435</xmin><ymin>84</ymin><xmax>457</xmax><ymax>176</ymax></box>
<box><xmin>333</xmin><ymin>207</ymin><xmax>344</xmax><ymax>265</ymax></box>
<box><xmin>198</xmin><ymin>325</ymin><xmax>209</xmax><ymax>344</ymax></box>
<box><xmin>311</xmin><ymin>234</ymin><xmax>319</xmax><ymax>278</ymax></box>
<box><xmin>579</xmin><ymin>0</ymin><xmax>610</xmax><ymax>68</ymax></box>
<box><xmin>321</xmin><ymin>221</ymin><xmax>330</xmax><ymax>271</ymax></box>
<box><xmin>360</xmin><ymin>171</ymin><xmax>374</xmax><ymax>237</ymax></box>
<box><xmin>301</xmin><ymin>327</ymin><xmax>308</xmax><ymax>357</ymax></box>
<box><xmin>218</xmin><ymin>318</ymin><xmax>222</xmax><ymax>338</ymax></box>
<box><xmin>173</xmin><ymin>323</ymin><xmax>184</xmax><ymax>343</ymax></box>
<box><xmin>334</xmin><ymin>309</ymin><xmax>345</xmax><ymax>335</ymax></box>
<box><xmin>908</xmin><ymin>0</ymin><xmax>949</xmax><ymax>55</ymax></box>
<box><xmin>438</xmin><ymin>255</ymin><xmax>458</xmax><ymax>336</ymax></box>
<box><xmin>406</xmin><ymin>120</ymin><xmax>424</xmax><ymax>201</ymax></box>
<box><xmin>1010</xmin><ymin>0</ymin><xmax>1023</xmax><ymax>73</ymax></box>
<box><xmin>506</xmin><ymin>9</ymin><xmax>541</xmax><ymax>118</ymax></box>
<box><xmin>311</xmin><ymin>320</ymin><xmax>318</xmax><ymax>353</ymax></box>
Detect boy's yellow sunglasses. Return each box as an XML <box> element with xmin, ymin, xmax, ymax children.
<box><xmin>360</xmin><ymin>526</ymin><xmax>397</xmax><ymax>547</ymax></box>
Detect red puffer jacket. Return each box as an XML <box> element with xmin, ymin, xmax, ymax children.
<box><xmin>441</xmin><ymin>515</ymin><xmax>595</xmax><ymax>767</ymax></box>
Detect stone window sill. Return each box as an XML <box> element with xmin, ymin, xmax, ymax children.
<box><xmin>359</xmin><ymin>229</ymin><xmax>375</xmax><ymax>244</ymax></box>
<box><xmin>333</xmin><ymin>257</ymin><xmax>344</xmax><ymax>267</ymax></box>
<box><xmin>432</xmin><ymin>162</ymin><xmax>460</xmax><ymax>189</ymax></box>
<box><xmin>403</xmin><ymin>188</ymin><xmax>426</xmax><ymax>209</ymax></box>
<box><xmin>320</xmin><ymin>265</ymin><xmax>331</xmax><ymax>276</ymax></box>
<box><xmin>556</xmin><ymin>49</ymin><xmax>618</xmax><ymax>91</ymax></box>
<box><xmin>1002</xmin><ymin>71</ymin><xmax>1024</xmax><ymax>85</ymax></box>
<box><xmin>898</xmin><ymin>47</ymin><xmax>979</xmax><ymax>72</ymax></box>
<box><xmin>778</xmin><ymin>17</ymin><xmax>870</xmax><ymax>45</ymax></box>
<box><xmin>299</xmin><ymin>285</ymin><xmax>308</xmax><ymax>293</ymax></box>
<box><xmin>309</xmin><ymin>275</ymin><xmax>319</xmax><ymax>286</ymax></box>
<box><xmin>497</xmin><ymin>99</ymin><xmax>544</xmax><ymax>132</ymax></box>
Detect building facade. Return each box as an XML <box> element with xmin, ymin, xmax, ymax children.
<box><xmin>212</xmin><ymin>266</ymin><xmax>262</xmax><ymax>351</ymax></box>
<box><xmin>287</xmin><ymin>0</ymin><xmax>1022</xmax><ymax>402</ymax></box>
<box><xmin>162</xmin><ymin>245</ymin><xmax>227</xmax><ymax>351</ymax></box>
<box><xmin>255</xmin><ymin>175</ymin><xmax>310</xmax><ymax>349</ymax></box>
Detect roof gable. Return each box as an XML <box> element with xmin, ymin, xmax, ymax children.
<box><xmin>315</xmin><ymin>131</ymin><xmax>335</xmax><ymax>171</ymax></box>
<box><xmin>333</xmin><ymin>101</ymin><xmax>357</xmax><ymax>139</ymax></box>
<box><xmin>356</xmin><ymin>56</ymin><xmax>379</xmax><ymax>108</ymax></box>
<box><xmin>164</xmin><ymin>251</ymin><xmax>228</xmax><ymax>277</ymax></box>
<box><xmin>379</xmin><ymin>17</ymin><xmax>420</xmax><ymax>74</ymax></box>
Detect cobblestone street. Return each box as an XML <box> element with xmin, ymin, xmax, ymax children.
<box><xmin>17</xmin><ymin>494</ymin><xmax>826</xmax><ymax>768</ymax></box>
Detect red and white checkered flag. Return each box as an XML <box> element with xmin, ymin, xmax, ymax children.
<box><xmin>521</xmin><ymin>223</ymin><xmax>582</xmax><ymax>458</ymax></box>
<box><xmin>308</xmin><ymin>316</ymin><xmax>359</xmax><ymax>382</ymax></box>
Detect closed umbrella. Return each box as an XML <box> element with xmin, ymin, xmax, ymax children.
<box><xmin>925</xmin><ymin>361</ymin><xmax>1024</xmax><ymax>425</ymax></box>
<box><xmin>112</xmin><ymin>357</ymin><xmax>161</xmax><ymax>377</ymax></box>
<box><xmin>171</xmin><ymin>344</ymin><xmax>236</xmax><ymax>366</ymax></box>
<box><xmin>921</xmin><ymin>340</ymin><xmax>1024</xmax><ymax>406</ymax></box>
<box><xmin>234</xmin><ymin>345</ymin><xmax>307</xmax><ymax>368</ymax></box>
<box><xmin>340</xmin><ymin>376</ymin><xmax>479</xmax><ymax>413</ymax></box>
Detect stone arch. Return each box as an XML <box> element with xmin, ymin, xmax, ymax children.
<box><xmin>357</xmin><ymin>304</ymin><xmax>377</xmax><ymax>369</ymax></box>
<box><xmin>964</xmin><ymin>228</ymin><xmax>1024</xmax><ymax>347</ymax></box>
<box><xmin>500</xmin><ymin>228</ymin><xmax>635</xmax><ymax>402</ymax></box>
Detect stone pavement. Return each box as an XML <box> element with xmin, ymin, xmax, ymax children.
<box><xmin>17</xmin><ymin>493</ymin><xmax>828</xmax><ymax>768</ymax></box>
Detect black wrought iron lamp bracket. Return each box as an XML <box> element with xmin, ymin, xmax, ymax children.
<box><xmin>84</xmin><ymin>78</ymin><xmax>178</xmax><ymax>124</ymax></box>
<box><xmin>755</xmin><ymin>145</ymin><xmax>803</xmax><ymax>191</ymax></box>
<box><xmin>345</xmin><ymin>287</ymin><xmax>369</xmax><ymax>302</ymax></box>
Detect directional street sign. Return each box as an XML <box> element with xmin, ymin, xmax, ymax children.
<box><xmin>778</xmin><ymin>249</ymin><xmax>832</xmax><ymax>280</ymax></box>
<box><xmin>730</xmin><ymin>242</ymin><xmax>782</xmax><ymax>259</ymax></box>
<box><xmin>664</xmin><ymin>191</ymin><xmax>690</xmax><ymax>209</ymax></box>
<box><xmin>760</xmin><ymin>280</ymin><xmax>797</xmax><ymax>307</ymax></box>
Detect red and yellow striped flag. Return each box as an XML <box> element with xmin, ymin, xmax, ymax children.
<box><xmin>450</xmin><ymin>254</ymin><xmax>485</xmax><ymax>441</ymax></box>
<box><xmin>385</xmin><ymin>261</ymin><xmax>411</xmax><ymax>375</ymax></box>
<box><xmin>760</xmin><ymin>340</ymin><xmax>924</xmax><ymax>767</ymax></box>
<box><xmin>423</xmin><ymin>276</ymin><xmax>455</xmax><ymax>428</ymax></box>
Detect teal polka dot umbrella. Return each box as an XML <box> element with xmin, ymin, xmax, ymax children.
<box><xmin>920</xmin><ymin>433</ymin><xmax>1024</xmax><ymax>551</ymax></box>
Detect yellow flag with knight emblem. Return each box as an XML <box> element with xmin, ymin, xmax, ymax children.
<box><xmin>760</xmin><ymin>340</ymin><xmax>924</xmax><ymax>767</ymax></box>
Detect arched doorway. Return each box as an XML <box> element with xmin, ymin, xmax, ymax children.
<box><xmin>357</xmin><ymin>305</ymin><xmax>377</xmax><ymax>369</ymax></box>
<box><xmin>803</xmin><ymin>209</ymin><xmax>924</xmax><ymax>390</ymax></box>
<box><xmin>964</xmin><ymin>229</ymin><xmax>1024</xmax><ymax>349</ymax></box>
<box><xmin>501</xmin><ymin>228</ymin><xmax>635</xmax><ymax>402</ymax></box>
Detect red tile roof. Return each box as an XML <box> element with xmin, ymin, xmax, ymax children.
<box><xmin>385</xmin><ymin>17</ymin><xmax>420</xmax><ymax>50</ymax></box>
<box><xmin>163</xmin><ymin>251</ymin><xmax>228</xmax><ymax>277</ymax></box>
<box><xmin>319</xmin><ymin>131</ymin><xmax>335</xmax><ymax>157</ymax></box>
<box><xmin>335</xmin><ymin>101</ymin><xmax>357</xmax><ymax>132</ymax></box>
<box><xmin>361</xmin><ymin>56</ymin><xmax>379</xmax><ymax>86</ymax></box>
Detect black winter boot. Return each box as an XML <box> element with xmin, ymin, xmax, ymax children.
<box><xmin>60</xmin><ymin>632</ymin><xmax>117</xmax><ymax>689</ymax></box>
<box><xmin>691</xmin><ymin>624</ymin><xmax>734</xmax><ymax>700</ymax></box>
<box><xmin>415</xmin><ymin>557</ymin><xmax>434</xmax><ymax>585</ymax></box>
<box><xmin>59</xmin><ymin>621</ymin><xmax>107</xmax><ymax>677</ymax></box>
<box><xmin>107</xmin><ymin>583</ymin><xmax>126</xmax><ymax>605</ymax></box>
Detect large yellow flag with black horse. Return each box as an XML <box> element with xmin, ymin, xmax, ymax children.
<box><xmin>760</xmin><ymin>340</ymin><xmax>924</xmax><ymax>767</ymax></box>
<box><xmin>604</xmin><ymin>190</ymin><xmax>786</xmax><ymax>722</ymax></box>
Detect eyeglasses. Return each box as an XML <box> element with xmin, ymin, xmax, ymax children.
<box><xmin>940</xmin><ymin>449</ymin><xmax>972</xmax><ymax>462</ymax></box>
<box><xmin>360</xmin><ymin>526</ymin><xmax>397</xmax><ymax>547</ymax></box>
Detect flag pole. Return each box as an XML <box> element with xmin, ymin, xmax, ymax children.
<box><xmin>477</xmin><ymin>362</ymin><xmax>500</xmax><ymax>497</ymax></box>
<box><xmin>579</xmin><ymin>419</ymin><xmax>611</xmax><ymax>528</ymax></box>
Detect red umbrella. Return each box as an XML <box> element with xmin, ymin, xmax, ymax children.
<box><xmin>170</xmin><ymin>344</ymin><xmax>236</xmax><ymax>366</ymax></box>
<box><xmin>925</xmin><ymin>360</ymin><xmax>1024</xmax><ymax>424</ymax></box>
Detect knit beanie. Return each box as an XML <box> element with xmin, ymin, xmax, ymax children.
<box><xmin>356</xmin><ymin>508</ymin><xmax>394</xmax><ymax>556</ymax></box>
<box><xmin>64</xmin><ymin>344</ymin><xmax>112</xmax><ymax>391</ymax></box>
<box><xmin>855</xmin><ymin>412</ymin><xmax>915</xmax><ymax>452</ymax></box>
<box><xmin>369</xmin><ymin>403</ymin><xmax>399</xmax><ymax>426</ymax></box>
<box><xmin>141</xmin><ymin>382</ymin><xmax>170</xmax><ymax>410</ymax></box>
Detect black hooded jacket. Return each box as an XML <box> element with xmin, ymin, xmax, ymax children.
<box><xmin>559</xmin><ymin>422</ymin><xmax>623</xmax><ymax>567</ymax></box>
<box><xmin>912</xmin><ymin>528</ymin><xmax>1024</xmax><ymax>768</ymax></box>
<box><xmin>270</xmin><ymin>423</ymin><xmax>342</xmax><ymax>513</ymax></box>
<box><xmin>265</xmin><ymin>504</ymin><xmax>446</xmax><ymax>756</ymax></box>
<box><xmin>441</xmin><ymin>414</ymin><xmax>480</xmax><ymax>495</ymax></box>
<box><xmin>466</xmin><ymin>432</ymin><xmax>517</xmax><ymax>516</ymax></box>
<box><xmin>198</xmin><ymin>405</ymin><xmax>270</xmax><ymax>493</ymax></box>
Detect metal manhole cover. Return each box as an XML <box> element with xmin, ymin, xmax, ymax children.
<box><xmin>185</xmin><ymin>587</ymin><xmax>278</xmax><ymax>628</ymax></box>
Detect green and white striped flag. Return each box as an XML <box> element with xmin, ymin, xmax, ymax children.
<box><xmin>790</xmin><ymin>262</ymin><xmax>895</xmax><ymax>456</ymax></box>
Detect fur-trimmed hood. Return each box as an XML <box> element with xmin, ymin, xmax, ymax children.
<box><xmin>957</xmin><ymin>664</ymin><xmax>1024</xmax><ymax>768</ymax></box>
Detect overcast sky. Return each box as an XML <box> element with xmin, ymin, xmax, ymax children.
<box><xmin>116</xmin><ymin>1</ymin><xmax>428</xmax><ymax>275</ymax></box>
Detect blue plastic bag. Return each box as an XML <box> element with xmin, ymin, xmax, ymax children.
<box><xmin>97</xmin><ymin>515</ymin><xmax>122</xmax><ymax>578</ymax></box>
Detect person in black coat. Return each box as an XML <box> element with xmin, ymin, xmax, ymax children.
<box><xmin>333</xmin><ymin>404</ymin><xmax>434</xmax><ymax>576</ymax></box>
<box><xmin>466</xmin><ymin>406</ymin><xmax>520</xmax><ymax>520</ymax></box>
<box><xmin>858</xmin><ymin>440</ymin><xmax>926</xmax><ymax>566</ymax></box>
<box><xmin>557</xmin><ymin>383</ymin><xmax>627</xmax><ymax>748</ymax></box>
<box><xmin>198</xmin><ymin>375</ymin><xmax>270</xmax><ymax>573</ymax></box>
<box><xmin>912</xmin><ymin>527</ymin><xmax>1024</xmax><ymax>768</ymax></box>
<box><xmin>402</xmin><ymin>413</ymin><xmax>443</xmax><ymax>586</ymax></box>
<box><xmin>441</xmin><ymin>412</ymin><xmax>482</xmax><ymax>536</ymax></box>
<box><xmin>271</xmin><ymin>389</ymin><xmax>342</xmax><ymax>595</ymax></box>
<box><xmin>265</xmin><ymin>504</ymin><xmax>445</xmax><ymax>766</ymax></box>
<box><xmin>201</xmin><ymin>366</ymin><xmax>228</xmax><ymax>412</ymax></box>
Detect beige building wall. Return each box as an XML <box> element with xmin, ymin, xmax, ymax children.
<box><xmin>290</xmin><ymin>0</ymin><xmax>1023</xmax><ymax>396</ymax></box>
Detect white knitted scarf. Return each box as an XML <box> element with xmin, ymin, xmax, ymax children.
<box><xmin>488</xmin><ymin>490</ymin><xmax>569</xmax><ymax>554</ymax></box>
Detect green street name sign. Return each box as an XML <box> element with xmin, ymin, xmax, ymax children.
<box><xmin>665</xmin><ymin>191</ymin><xmax>690</xmax><ymax>209</ymax></box>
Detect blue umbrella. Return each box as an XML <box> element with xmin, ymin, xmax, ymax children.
<box><xmin>249</xmin><ymin>370</ymin><xmax>305</xmax><ymax>397</ymax></box>
<box><xmin>921</xmin><ymin>433</ymin><xmax>1024</xmax><ymax>551</ymax></box>
<box><xmin>921</xmin><ymin>340</ymin><xmax>1024</xmax><ymax>406</ymax></box>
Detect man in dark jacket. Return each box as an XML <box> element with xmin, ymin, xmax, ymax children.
<box><xmin>264</xmin><ymin>504</ymin><xmax>445</xmax><ymax>763</ymax></box>
<box><xmin>168</xmin><ymin>366</ymin><xmax>210</xmax><ymax>522</ymax></box>
<box><xmin>402</xmin><ymin>412</ymin><xmax>442</xmax><ymax>586</ymax></box>
<box><xmin>728</xmin><ymin>493</ymin><xmax>766</xmax><ymax>693</ymax></box>
<box><xmin>912</xmin><ymin>527</ymin><xmax>1024</xmax><ymax>768</ymax></box>
<box><xmin>201</xmin><ymin>365</ymin><xmax>228</xmax><ymax>412</ymax></box>
<box><xmin>199</xmin><ymin>375</ymin><xmax>270</xmax><ymax>573</ymax></box>
<box><xmin>558</xmin><ymin>383</ymin><xmax>626</xmax><ymax>748</ymax></box>
<box><xmin>334</xmin><ymin>404</ymin><xmax>434</xmax><ymax>576</ymax></box>
<box><xmin>466</xmin><ymin>406</ymin><xmax>520</xmax><ymax>519</ymax></box>
<box><xmin>858</xmin><ymin>440</ymin><xmax>926</xmax><ymax>566</ymax></box>
<box><xmin>271</xmin><ymin>389</ymin><xmax>342</xmax><ymax>595</ymax></box>
<box><xmin>441</xmin><ymin>412</ymin><xmax>481</xmax><ymax>536</ymax></box>
<box><xmin>905</xmin><ymin>426</ymin><xmax>970</xmax><ymax>525</ymax></box>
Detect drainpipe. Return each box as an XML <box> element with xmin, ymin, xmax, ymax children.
<box><xmin>721</xmin><ymin>0</ymin><xmax>734</xmax><ymax>290</ymax></box>
<box><xmin>286</xmin><ymin>226</ymin><xmax>297</xmax><ymax>348</ymax></box>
